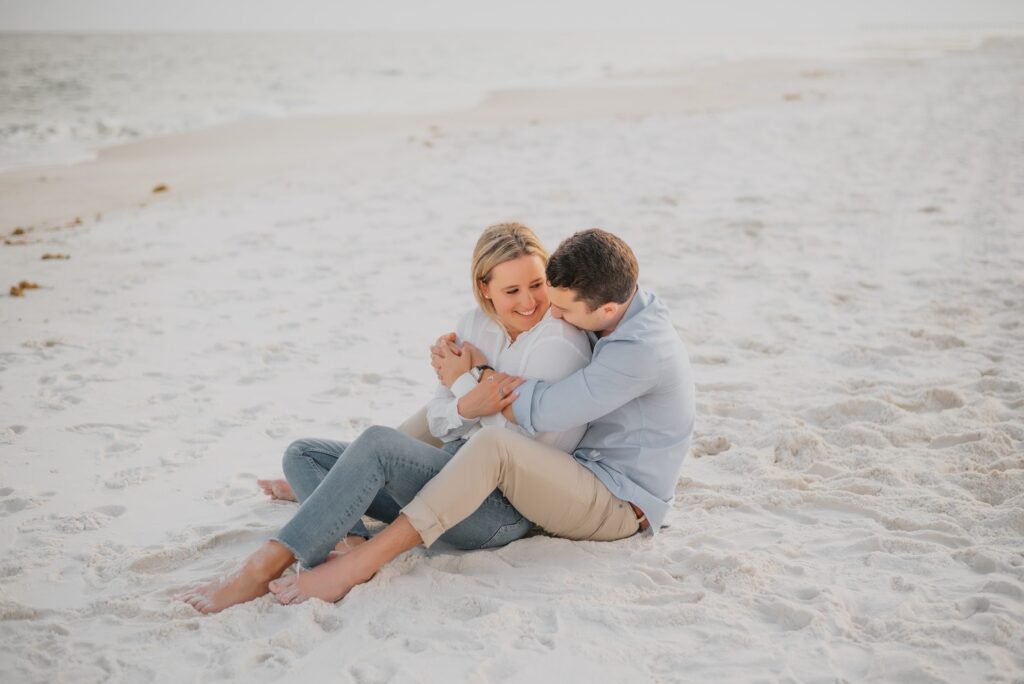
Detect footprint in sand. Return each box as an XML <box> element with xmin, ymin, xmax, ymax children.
<box><xmin>754</xmin><ymin>597</ymin><xmax>815</xmax><ymax>631</ymax></box>
<box><xmin>0</xmin><ymin>489</ymin><xmax>54</xmax><ymax>517</ymax></box>
<box><xmin>793</xmin><ymin>587</ymin><xmax>821</xmax><ymax>601</ymax></box>
<box><xmin>953</xmin><ymin>549</ymin><xmax>998</xmax><ymax>574</ymax></box>
<box><xmin>803</xmin><ymin>398</ymin><xmax>901</xmax><ymax>429</ymax></box>
<box><xmin>204</xmin><ymin>485</ymin><xmax>256</xmax><ymax>506</ymax></box>
<box><xmin>890</xmin><ymin>388</ymin><xmax>965</xmax><ymax>413</ymax></box>
<box><xmin>691</xmin><ymin>436</ymin><xmax>731</xmax><ymax>458</ymax></box>
<box><xmin>104</xmin><ymin>466</ymin><xmax>155</xmax><ymax>489</ymax></box>
<box><xmin>1</xmin><ymin>498</ymin><xmax>31</xmax><ymax>515</ymax></box>
<box><xmin>957</xmin><ymin>596</ymin><xmax>991</xmax><ymax>619</ymax></box>
<box><xmin>0</xmin><ymin>425</ymin><xmax>27</xmax><ymax>444</ymax></box>
<box><xmin>20</xmin><ymin>504</ymin><xmax>125</xmax><ymax>534</ymax></box>
<box><xmin>104</xmin><ymin>440</ymin><xmax>141</xmax><ymax>457</ymax></box>
<box><xmin>204</xmin><ymin>474</ymin><xmax>262</xmax><ymax>505</ymax></box>
<box><xmin>980</xmin><ymin>580</ymin><xmax>1023</xmax><ymax>600</ymax></box>
<box><xmin>929</xmin><ymin>432</ymin><xmax>983</xmax><ymax>449</ymax></box>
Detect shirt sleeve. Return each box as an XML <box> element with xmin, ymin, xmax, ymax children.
<box><xmin>514</xmin><ymin>334</ymin><xmax>592</xmax><ymax>453</ymax></box>
<box><xmin>511</xmin><ymin>338</ymin><xmax>658</xmax><ymax>436</ymax></box>
<box><xmin>425</xmin><ymin>311</ymin><xmax>480</xmax><ymax>441</ymax></box>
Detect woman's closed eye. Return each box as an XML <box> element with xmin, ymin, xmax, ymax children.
<box><xmin>504</xmin><ymin>281</ymin><xmax>543</xmax><ymax>295</ymax></box>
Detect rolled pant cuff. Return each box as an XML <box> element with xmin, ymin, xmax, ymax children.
<box><xmin>270</xmin><ymin>535</ymin><xmax>311</xmax><ymax>569</ymax></box>
<box><xmin>401</xmin><ymin>497</ymin><xmax>447</xmax><ymax>548</ymax></box>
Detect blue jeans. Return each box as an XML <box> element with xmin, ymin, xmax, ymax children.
<box><xmin>274</xmin><ymin>426</ymin><xmax>533</xmax><ymax>567</ymax></box>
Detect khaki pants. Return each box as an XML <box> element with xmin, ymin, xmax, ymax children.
<box><xmin>403</xmin><ymin>426</ymin><xmax>640</xmax><ymax>547</ymax></box>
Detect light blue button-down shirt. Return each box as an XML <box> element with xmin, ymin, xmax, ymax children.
<box><xmin>511</xmin><ymin>286</ymin><xmax>696</xmax><ymax>535</ymax></box>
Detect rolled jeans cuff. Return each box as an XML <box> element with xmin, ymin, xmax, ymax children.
<box><xmin>401</xmin><ymin>497</ymin><xmax>448</xmax><ymax>548</ymax></box>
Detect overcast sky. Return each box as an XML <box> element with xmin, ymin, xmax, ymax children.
<box><xmin>1</xmin><ymin>0</ymin><xmax>1022</xmax><ymax>32</ymax></box>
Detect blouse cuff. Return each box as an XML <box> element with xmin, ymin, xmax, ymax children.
<box><xmin>450</xmin><ymin>372</ymin><xmax>478</xmax><ymax>399</ymax></box>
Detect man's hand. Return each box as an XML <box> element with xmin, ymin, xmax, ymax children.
<box><xmin>457</xmin><ymin>372</ymin><xmax>524</xmax><ymax>420</ymax></box>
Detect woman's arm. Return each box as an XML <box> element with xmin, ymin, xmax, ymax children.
<box><xmin>424</xmin><ymin>310</ymin><xmax>482</xmax><ymax>441</ymax></box>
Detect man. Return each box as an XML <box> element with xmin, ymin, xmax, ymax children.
<box><xmin>262</xmin><ymin>228</ymin><xmax>696</xmax><ymax>605</ymax></box>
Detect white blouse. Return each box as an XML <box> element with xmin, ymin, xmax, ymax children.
<box><xmin>426</xmin><ymin>307</ymin><xmax>592</xmax><ymax>454</ymax></box>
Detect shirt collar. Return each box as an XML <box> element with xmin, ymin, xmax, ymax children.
<box><xmin>599</xmin><ymin>285</ymin><xmax>651</xmax><ymax>343</ymax></box>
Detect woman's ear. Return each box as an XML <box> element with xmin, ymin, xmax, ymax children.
<box><xmin>479</xmin><ymin>281</ymin><xmax>491</xmax><ymax>300</ymax></box>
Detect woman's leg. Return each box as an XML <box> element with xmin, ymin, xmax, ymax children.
<box><xmin>280</xmin><ymin>438</ymin><xmax>347</xmax><ymax>502</ymax></box>
<box><xmin>182</xmin><ymin>426</ymin><xmax>528</xmax><ymax>613</ymax></box>
<box><xmin>263</xmin><ymin>405</ymin><xmax>435</xmax><ymax>507</ymax></box>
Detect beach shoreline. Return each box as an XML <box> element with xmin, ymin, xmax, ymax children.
<box><xmin>4</xmin><ymin>30</ymin><xmax>1022</xmax><ymax>233</ymax></box>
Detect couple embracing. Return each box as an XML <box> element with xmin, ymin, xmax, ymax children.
<box><xmin>180</xmin><ymin>224</ymin><xmax>696</xmax><ymax>613</ymax></box>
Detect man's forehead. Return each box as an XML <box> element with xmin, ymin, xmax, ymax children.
<box><xmin>547</xmin><ymin>286</ymin><xmax>581</xmax><ymax>304</ymax></box>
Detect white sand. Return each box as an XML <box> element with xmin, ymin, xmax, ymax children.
<box><xmin>1</xmin><ymin>38</ymin><xmax>1023</xmax><ymax>683</ymax></box>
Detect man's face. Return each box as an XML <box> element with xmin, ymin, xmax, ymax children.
<box><xmin>547</xmin><ymin>286</ymin><xmax>613</xmax><ymax>333</ymax></box>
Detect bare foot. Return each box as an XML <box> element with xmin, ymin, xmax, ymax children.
<box><xmin>268</xmin><ymin>550</ymin><xmax>376</xmax><ymax>605</ymax></box>
<box><xmin>269</xmin><ymin>514</ymin><xmax>422</xmax><ymax>607</ymax></box>
<box><xmin>326</xmin><ymin>535</ymin><xmax>368</xmax><ymax>560</ymax></box>
<box><xmin>257</xmin><ymin>478</ymin><xmax>296</xmax><ymax>502</ymax></box>
<box><xmin>177</xmin><ymin>541</ymin><xmax>294</xmax><ymax>614</ymax></box>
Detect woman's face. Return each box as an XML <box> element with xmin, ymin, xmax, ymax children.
<box><xmin>480</xmin><ymin>254</ymin><xmax>549</xmax><ymax>338</ymax></box>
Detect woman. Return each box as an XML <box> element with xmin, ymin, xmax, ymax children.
<box><xmin>179</xmin><ymin>222</ymin><xmax>591</xmax><ymax>613</ymax></box>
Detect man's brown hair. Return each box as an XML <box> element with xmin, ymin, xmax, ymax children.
<box><xmin>546</xmin><ymin>229</ymin><xmax>638</xmax><ymax>310</ymax></box>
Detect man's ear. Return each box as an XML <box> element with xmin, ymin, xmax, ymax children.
<box><xmin>601</xmin><ymin>302</ymin><xmax>619</xmax><ymax>317</ymax></box>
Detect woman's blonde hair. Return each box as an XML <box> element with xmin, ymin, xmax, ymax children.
<box><xmin>472</xmin><ymin>222</ymin><xmax>549</xmax><ymax>320</ymax></box>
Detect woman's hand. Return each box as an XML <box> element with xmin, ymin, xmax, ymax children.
<box><xmin>435</xmin><ymin>337</ymin><xmax>472</xmax><ymax>388</ymax></box>
<box><xmin>430</xmin><ymin>333</ymin><xmax>458</xmax><ymax>383</ymax></box>
<box><xmin>461</xmin><ymin>341</ymin><xmax>488</xmax><ymax>368</ymax></box>
<box><xmin>457</xmin><ymin>372</ymin><xmax>524</xmax><ymax>420</ymax></box>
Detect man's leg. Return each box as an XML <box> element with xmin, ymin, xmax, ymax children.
<box><xmin>404</xmin><ymin>426</ymin><xmax>640</xmax><ymax>546</ymax></box>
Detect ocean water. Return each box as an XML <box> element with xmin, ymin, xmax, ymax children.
<box><xmin>0</xmin><ymin>30</ymin><xmax>1003</xmax><ymax>172</ymax></box>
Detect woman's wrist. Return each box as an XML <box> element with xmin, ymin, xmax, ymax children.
<box><xmin>456</xmin><ymin>395</ymin><xmax>478</xmax><ymax>420</ymax></box>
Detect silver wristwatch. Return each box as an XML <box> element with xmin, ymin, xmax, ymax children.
<box><xmin>469</xmin><ymin>364</ymin><xmax>494</xmax><ymax>382</ymax></box>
